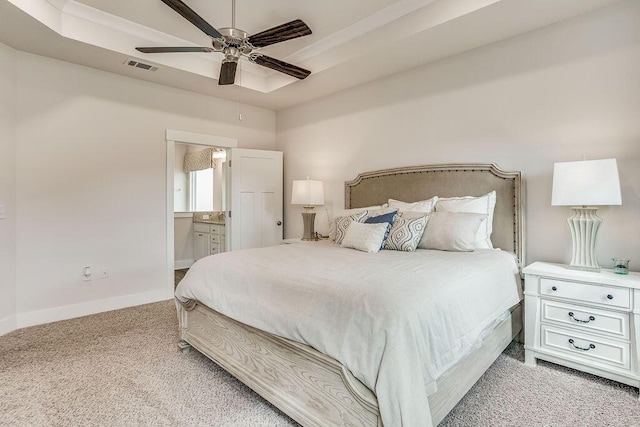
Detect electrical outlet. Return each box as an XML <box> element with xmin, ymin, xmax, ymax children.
<box><xmin>83</xmin><ymin>266</ymin><xmax>92</xmax><ymax>282</ymax></box>
<box><xmin>101</xmin><ymin>267</ymin><xmax>109</xmax><ymax>279</ymax></box>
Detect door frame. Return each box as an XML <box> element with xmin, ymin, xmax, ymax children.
<box><xmin>165</xmin><ymin>129</ymin><xmax>237</xmax><ymax>295</ymax></box>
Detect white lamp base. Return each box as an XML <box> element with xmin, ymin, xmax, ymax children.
<box><xmin>301</xmin><ymin>209</ymin><xmax>318</xmax><ymax>241</ymax></box>
<box><xmin>566</xmin><ymin>207</ymin><xmax>602</xmax><ymax>272</ymax></box>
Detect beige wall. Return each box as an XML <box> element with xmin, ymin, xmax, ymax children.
<box><xmin>174</xmin><ymin>215</ymin><xmax>195</xmax><ymax>267</ymax></box>
<box><xmin>173</xmin><ymin>143</ymin><xmax>192</xmax><ymax>267</ymax></box>
<box><xmin>7</xmin><ymin>50</ymin><xmax>275</xmax><ymax>329</ymax></box>
<box><xmin>173</xmin><ymin>143</ymin><xmax>189</xmax><ymax>212</ymax></box>
<box><xmin>277</xmin><ymin>1</ymin><xmax>640</xmax><ymax>269</ymax></box>
<box><xmin>0</xmin><ymin>42</ymin><xmax>16</xmax><ymax>334</ymax></box>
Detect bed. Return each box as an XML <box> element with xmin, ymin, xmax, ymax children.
<box><xmin>175</xmin><ymin>163</ymin><xmax>525</xmax><ymax>426</ymax></box>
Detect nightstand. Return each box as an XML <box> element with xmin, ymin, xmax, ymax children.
<box><xmin>523</xmin><ymin>262</ymin><xmax>640</xmax><ymax>394</ymax></box>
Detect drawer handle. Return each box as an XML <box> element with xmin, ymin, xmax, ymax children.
<box><xmin>607</xmin><ymin>294</ymin><xmax>613</xmax><ymax>300</ymax></box>
<box><xmin>568</xmin><ymin>338</ymin><xmax>595</xmax><ymax>351</ymax></box>
<box><xmin>551</xmin><ymin>286</ymin><xmax>557</xmax><ymax>291</ymax></box>
<box><xmin>568</xmin><ymin>312</ymin><xmax>595</xmax><ymax>323</ymax></box>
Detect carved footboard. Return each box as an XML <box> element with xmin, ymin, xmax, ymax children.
<box><xmin>178</xmin><ymin>301</ymin><xmax>382</xmax><ymax>427</ymax></box>
<box><xmin>178</xmin><ymin>300</ymin><xmax>522</xmax><ymax>427</ymax></box>
<box><xmin>177</xmin><ymin>300</ymin><xmax>522</xmax><ymax>427</ymax></box>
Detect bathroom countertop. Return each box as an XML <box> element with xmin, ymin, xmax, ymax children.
<box><xmin>193</xmin><ymin>219</ymin><xmax>225</xmax><ymax>225</ymax></box>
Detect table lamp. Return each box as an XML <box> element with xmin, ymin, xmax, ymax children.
<box><xmin>552</xmin><ymin>158</ymin><xmax>622</xmax><ymax>272</ymax></box>
<box><xmin>291</xmin><ymin>178</ymin><xmax>324</xmax><ymax>241</ymax></box>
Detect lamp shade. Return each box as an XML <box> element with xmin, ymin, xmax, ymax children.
<box><xmin>291</xmin><ymin>179</ymin><xmax>324</xmax><ymax>207</ymax></box>
<box><xmin>552</xmin><ymin>158</ymin><xmax>621</xmax><ymax>206</ymax></box>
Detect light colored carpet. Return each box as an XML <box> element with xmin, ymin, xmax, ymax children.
<box><xmin>1</xmin><ymin>301</ymin><xmax>638</xmax><ymax>427</ymax></box>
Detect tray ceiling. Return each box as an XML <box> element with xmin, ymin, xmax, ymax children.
<box><xmin>0</xmin><ymin>0</ymin><xmax>623</xmax><ymax>110</ymax></box>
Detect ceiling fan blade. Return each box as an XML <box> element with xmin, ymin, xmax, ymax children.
<box><xmin>252</xmin><ymin>55</ymin><xmax>310</xmax><ymax>80</ymax></box>
<box><xmin>136</xmin><ymin>47</ymin><xmax>214</xmax><ymax>53</ymax></box>
<box><xmin>219</xmin><ymin>61</ymin><xmax>238</xmax><ymax>85</ymax></box>
<box><xmin>160</xmin><ymin>0</ymin><xmax>222</xmax><ymax>39</ymax></box>
<box><xmin>248</xmin><ymin>19</ymin><xmax>312</xmax><ymax>48</ymax></box>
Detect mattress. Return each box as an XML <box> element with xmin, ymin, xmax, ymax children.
<box><xmin>175</xmin><ymin>241</ymin><xmax>521</xmax><ymax>426</ymax></box>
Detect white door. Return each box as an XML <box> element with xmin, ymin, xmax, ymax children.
<box><xmin>227</xmin><ymin>149</ymin><xmax>283</xmax><ymax>250</ymax></box>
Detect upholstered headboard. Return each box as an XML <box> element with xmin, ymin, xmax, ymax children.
<box><xmin>345</xmin><ymin>163</ymin><xmax>525</xmax><ymax>266</ymax></box>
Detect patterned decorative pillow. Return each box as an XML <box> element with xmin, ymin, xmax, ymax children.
<box><xmin>328</xmin><ymin>206</ymin><xmax>382</xmax><ymax>241</ymax></box>
<box><xmin>384</xmin><ymin>215</ymin><xmax>428</xmax><ymax>252</ymax></box>
<box><xmin>335</xmin><ymin>211</ymin><xmax>368</xmax><ymax>244</ymax></box>
<box><xmin>341</xmin><ymin>221</ymin><xmax>389</xmax><ymax>253</ymax></box>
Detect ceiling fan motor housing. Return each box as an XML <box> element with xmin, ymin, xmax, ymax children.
<box><xmin>215</xmin><ymin>28</ymin><xmax>253</xmax><ymax>61</ymax></box>
<box><xmin>218</xmin><ymin>27</ymin><xmax>248</xmax><ymax>42</ymax></box>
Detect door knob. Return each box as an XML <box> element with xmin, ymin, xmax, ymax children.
<box><xmin>276</xmin><ymin>221</ymin><xmax>282</xmax><ymax>226</ymax></box>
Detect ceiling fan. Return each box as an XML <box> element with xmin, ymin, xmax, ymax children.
<box><xmin>136</xmin><ymin>0</ymin><xmax>312</xmax><ymax>85</ymax></box>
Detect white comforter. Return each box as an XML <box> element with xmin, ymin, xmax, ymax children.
<box><xmin>175</xmin><ymin>242</ymin><xmax>521</xmax><ymax>427</ymax></box>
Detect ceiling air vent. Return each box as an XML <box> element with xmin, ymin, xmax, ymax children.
<box><xmin>124</xmin><ymin>59</ymin><xmax>159</xmax><ymax>72</ymax></box>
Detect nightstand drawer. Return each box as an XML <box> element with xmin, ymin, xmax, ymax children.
<box><xmin>211</xmin><ymin>234</ymin><xmax>221</xmax><ymax>244</ymax></box>
<box><xmin>540</xmin><ymin>278</ymin><xmax>630</xmax><ymax>309</ymax></box>
<box><xmin>540</xmin><ymin>325</ymin><xmax>630</xmax><ymax>370</ymax></box>
<box><xmin>541</xmin><ymin>300</ymin><xmax>630</xmax><ymax>339</ymax></box>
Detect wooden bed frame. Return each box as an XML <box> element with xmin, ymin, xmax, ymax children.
<box><xmin>177</xmin><ymin>163</ymin><xmax>525</xmax><ymax>426</ymax></box>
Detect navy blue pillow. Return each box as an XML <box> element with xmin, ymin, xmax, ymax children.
<box><xmin>364</xmin><ymin>210</ymin><xmax>398</xmax><ymax>248</ymax></box>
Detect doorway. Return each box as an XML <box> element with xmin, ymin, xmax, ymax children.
<box><xmin>173</xmin><ymin>142</ymin><xmax>227</xmax><ymax>269</ymax></box>
<box><xmin>165</xmin><ymin>129</ymin><xmax>238</xmax><ymax>295</ymax></box>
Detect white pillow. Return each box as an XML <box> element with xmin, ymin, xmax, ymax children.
<box><xmin>384</xmin><ymin>215</ymin><xmax>428</xmax><ymax>252</ymax></box>
<box><xmin>328</xmin><ymin>206</ymin><xmax>393</xmax><ymax>240</ymax></box>
<box><xmin>435</xmin><ymin>191</ymin><xmax>496</xmax><ymax>249</ymax></box>
<box><xmin>419</xmin><ymin>212</ymin><xmax>488</xmax><ymax>252</ymax></box>
<box><xmin>388</xmin><ymin>196</ymin><xmax>438</xmax><ymax>213</ymax></box>
<box><xmin>334</xmin><ymin>211</ymin><xmax>369</xmax><ymax>244</ymax></box>
<box><xmin>341</xmin><ymin>221</ymin><xmax>389</xmax><ymax>253</ymax></box>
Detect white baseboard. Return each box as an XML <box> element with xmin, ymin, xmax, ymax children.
<box><xmin>15</xmin><ymin>288</ymin><xmax>173</xmax><ymax>329</ymax></box>
<box><xmin>175</xmin><ymin>259</ymin><xmax>194</xmax><ymax>270</ymax></box>
<box><xmin>0</xmin><ymin>314</ymin><xmax>17</xmax><ymax>336</ymax></box>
